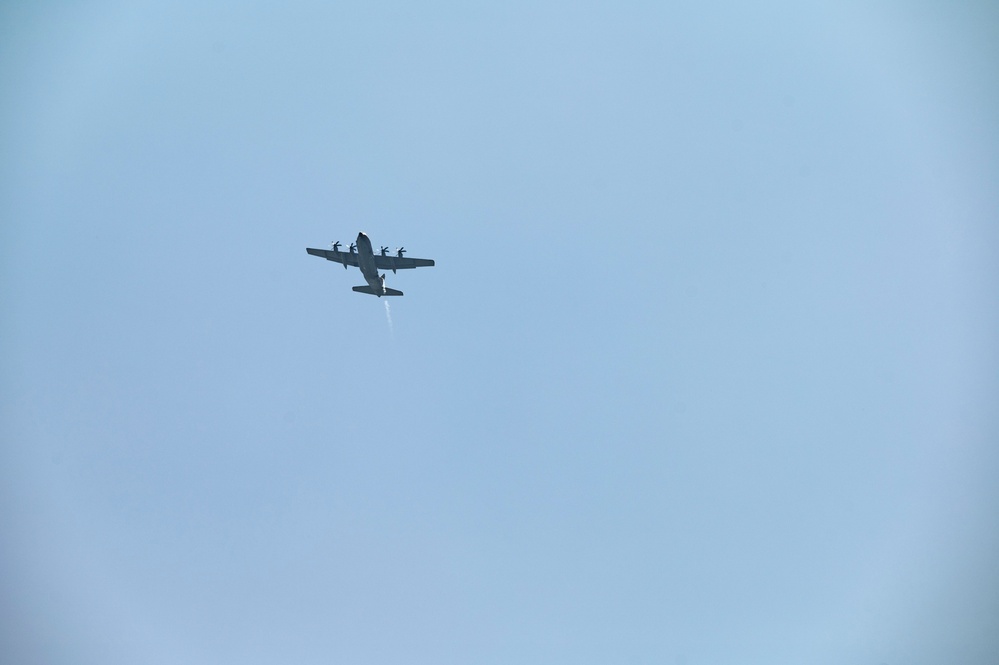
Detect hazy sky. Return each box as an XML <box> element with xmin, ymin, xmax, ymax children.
<box><xmin>2</xmin><ymin>2</ymin><xmax>997</xmax><ymax>664</ymax></box>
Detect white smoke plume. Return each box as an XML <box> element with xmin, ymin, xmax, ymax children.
<box><xmin>383</xmin><ymin>299</ymin><xmax>394</xmax><ymax>335</ymax></box>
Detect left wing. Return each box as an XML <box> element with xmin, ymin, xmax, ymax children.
<box><xmin>306</xmin><ymin>247</ymin><xmax>360</xmax><ymax>267</ymax></box>
<box><xmin>372</xmin><ymin>254</ymin><xmax>435</xmax><ymax>270</ymax></box>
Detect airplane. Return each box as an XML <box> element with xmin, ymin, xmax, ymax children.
<box><xmin>306</xmin><ymin>232</ymin><xmax>435</xmax><ymax>297</ymax></box>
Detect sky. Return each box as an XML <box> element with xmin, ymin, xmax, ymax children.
<box><xmin>1</xmin><ymin>1</ymin><xmax>998</xmax><ymax>664</ymax></box>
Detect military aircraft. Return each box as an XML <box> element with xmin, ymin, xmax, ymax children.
<box><xmin>306</xmin><ymin>232</ymin><xmax>435</xmax><ymax>296</ymax></box>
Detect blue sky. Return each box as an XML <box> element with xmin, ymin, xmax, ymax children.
<box><xmin>2</xmin><ymin>2</ymin><xmax>997</xmax><ymax>664</ymax></box>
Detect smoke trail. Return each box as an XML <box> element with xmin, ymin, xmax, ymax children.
<box><xmin>383</xmin><ymin>299</ymin><xmax>394</xmax><ymax>334</ymax></box>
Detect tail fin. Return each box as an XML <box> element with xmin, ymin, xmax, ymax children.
<box><xmin>352</xmin><ymin>285</ymin><xmax>404</xmax><ymax>296</ymax></box>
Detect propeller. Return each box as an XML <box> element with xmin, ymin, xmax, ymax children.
<box><xmin>380</xmin><ymin>246</ymin><xmax>389</xmax><ymax>256</ymax></box>
<box><xmin>330</xmin><ymin>241</ymin><xmax>341</xmax><ymax>251</ymax></box>
<box><xmin>349</xmin><ymin>243</ymin><xmax>356</xmax><ymax>253</ymax></box>
<box><xmin>396</xmin><ymin>247</ymin><xmax>406</xmax><ymax>257</ymax></box>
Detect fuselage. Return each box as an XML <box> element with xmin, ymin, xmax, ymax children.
<box><xmin>355</xmin><ymin>232</ymin><xmax>384</xmax><ymax>295</ymax></box>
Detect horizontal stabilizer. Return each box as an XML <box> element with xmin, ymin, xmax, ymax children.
<box><xmin>352</xmin><ymin>285</ymin><xmax>404</xmax><ymax>296</ymax></box>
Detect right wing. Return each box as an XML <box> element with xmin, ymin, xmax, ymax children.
<box><xmin>306</xmin><ymin>247</ymin><xmax>360</xmax><ymax>267</ymax></box>
<box><xmin>372</xmin><ymin>254</ymin><xmax>435</xmax><ymax>270</ymax></box>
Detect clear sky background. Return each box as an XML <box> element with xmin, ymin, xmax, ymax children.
<box><xmin>2</xmin><ymin>2</ymin><xmax>997</xmax><ymax>664</ymax></box>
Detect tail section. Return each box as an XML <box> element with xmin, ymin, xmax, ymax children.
<box><xmin>352</xmin><ymin>285</ymin><xmax>404</xmax><ymax>296</ymax></box>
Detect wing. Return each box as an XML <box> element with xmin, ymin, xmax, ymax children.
<box><xmin>372</xmin><ymin>254</ymin><xmax>435</xmax><ymax>270</ymax></box>
<box><xmin>306</xmin><ymin>247</ymin><xmax>360</xmax><ymax>267</ymax></box>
